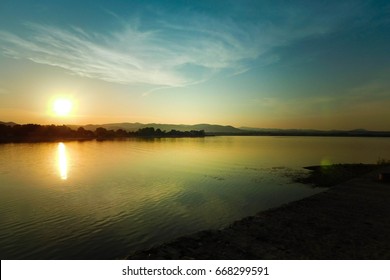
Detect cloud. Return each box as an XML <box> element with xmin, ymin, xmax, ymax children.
<box><xmin>0</xmin><ymin>5</ymin><xmax>350</xmax><ymax>88</ymax></box>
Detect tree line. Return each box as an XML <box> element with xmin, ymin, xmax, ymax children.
<box><xmin>0</xmin><ymin>124</ymin><xmax>205</xmax><ymax>142</ymax></box>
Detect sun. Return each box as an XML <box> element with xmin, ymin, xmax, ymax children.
<box><xmin>53</xmin><ymin>98</ymin><xmax>73</xmax><ymax>116</ymax></box>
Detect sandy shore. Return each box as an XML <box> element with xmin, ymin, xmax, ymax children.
<box><xmin>127</xmin><ymin>166</ymin><xmax>390</xmax><ymax>259</ymax></box>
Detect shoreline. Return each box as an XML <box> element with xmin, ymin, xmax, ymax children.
<box><xmin>127</xmin><ymin>165</ymin><xmax>390</xmax><ymax>259</ymax></box>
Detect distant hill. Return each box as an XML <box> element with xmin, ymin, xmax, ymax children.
<box><xmin>77</xmin><ymin>123</ymin><xmax>390</xmax><ymax>136</ymax></box>
<box><xmin>240</xmin><ymin>127</ymin><xmax>324</xmax><ymax>134</ymax></box>
<box><xmin>0</xmin><ymin>122</ymin><xmax>17</xmax><ymax>126</ymax></box>
<box><xmin>239</xmin><ymin>127</ymin><xmax>390</xmax><ymax>137</ymax></box>
<box><xmin>79</xmin><ymin>123</ymin><xmax>245</xmax><ymax>134</ymax></box>
<box><xmin>2</xmin><ymin>121</ymin><xmax>390</xmax><ymax>137</ymax></box>
<box><xmin>0</xmin><ymin>121</ymin><xmax>17</xmax><ymax>126</ymax></box>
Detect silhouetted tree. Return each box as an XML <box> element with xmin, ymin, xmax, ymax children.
<box><xmin>115</xmin><ymin>129</ymin><xmax>128</xmax><ymax>138</ymax></box>
<box><xmin>136</xmin><ymin>127</ymin><xmax>156</xmax><ymax>137</ymax></box>
<box><xmin>95</xmin><ymin>127</ymin><xmax>109</xmax><ymax>138</ymax></box>
<box><xmin>0</xmin><ymin>123</ymin><xmax>205</xmax><ymax>142</ymax></box>
<box><xmin>76</xmin><ymin>127</ymin><xmax>95</xmax><ymax>139</ymax></box>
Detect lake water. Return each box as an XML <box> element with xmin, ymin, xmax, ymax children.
<box><xmin>1</xmin><ymin>136</ymin><xmax>389</xmax><ymax>259</ymax></box>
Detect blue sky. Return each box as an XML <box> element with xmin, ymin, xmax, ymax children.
<box><xmin>0</xmin><ymin>0</ymin><xmax>389</xmax><ymax>129</ymax></box>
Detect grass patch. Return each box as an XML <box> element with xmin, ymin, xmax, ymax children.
<box><xmin>294</xmin><ymin>161</ymin><xmax>390</xmax><ymax>188</ymax></box>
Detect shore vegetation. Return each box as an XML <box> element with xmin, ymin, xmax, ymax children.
<box><xmin>293</xmin><ymin>160</ymin><xmax>390</xmax><ymax>187</ymax></box>
<box><xmin>0</xmin><ymin>123</ymin><xmax>205</xmax><ymax>143</ymax></box>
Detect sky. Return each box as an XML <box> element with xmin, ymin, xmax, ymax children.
<box><xmin>0</xmin><ymin>0</ymin><xmax>389</xmax><ymax>130</ymax></box>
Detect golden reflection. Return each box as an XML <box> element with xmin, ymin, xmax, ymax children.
<box><xmin>58</xmin><ymin>142</ymin><xmax>68</xmax><ymax>180</ymax></box>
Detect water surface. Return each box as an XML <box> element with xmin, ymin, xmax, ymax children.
<box><xmin>1</xmin><ymin>136</ymin><xmax>389</xmax><ymax>259</ymax></box>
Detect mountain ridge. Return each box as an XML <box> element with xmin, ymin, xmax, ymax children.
<box><xmin>2</xmin><ymin>121</ymin><xmax>390</xmax><ymax>136</ymax></box>
<box><xmin>77</xmin><ymin>122</ymin><xmax>244</xmax><ymax>134</ymax></box>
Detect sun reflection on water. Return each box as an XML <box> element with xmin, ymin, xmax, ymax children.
<box><xmin>58</xmin><ymin>142</ymin><xmax>68</xmax><ymax>180</ymax></box>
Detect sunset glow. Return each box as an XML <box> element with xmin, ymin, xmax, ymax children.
<box><xmin>1</xmin><ymin>0</ymin><xmax>390</xmax><ymax>265</ymax></box>
<box><xmin>53</xmin><ymin>99</ymin><xmax>72</xmax><ymax>117</ymax></box>
<box><xmin>0</xmin><ymin>0</ymin><xmax>389</xmax><ymax>130</ymax></box>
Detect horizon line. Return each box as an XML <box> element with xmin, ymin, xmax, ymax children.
<box><xmin>1</xmin><ymin>120</ymin><xmax>389</xmax><ymax>133</ymax></box>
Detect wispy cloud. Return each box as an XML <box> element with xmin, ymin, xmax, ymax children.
<box><xmin>0</xmin><ymin>21</ymin><xmax>260</xmax><ymax>87</ymax></box>
<box><xmin>0</xmin><ymin>6</ymin><xmax>350</xmax><ymax>88</ymax></box>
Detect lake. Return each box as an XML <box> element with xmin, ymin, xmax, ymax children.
<box><xmin>1</xmin><ymin>136</ymin><xmax>389</xmax><ymax>259</ymax></box>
